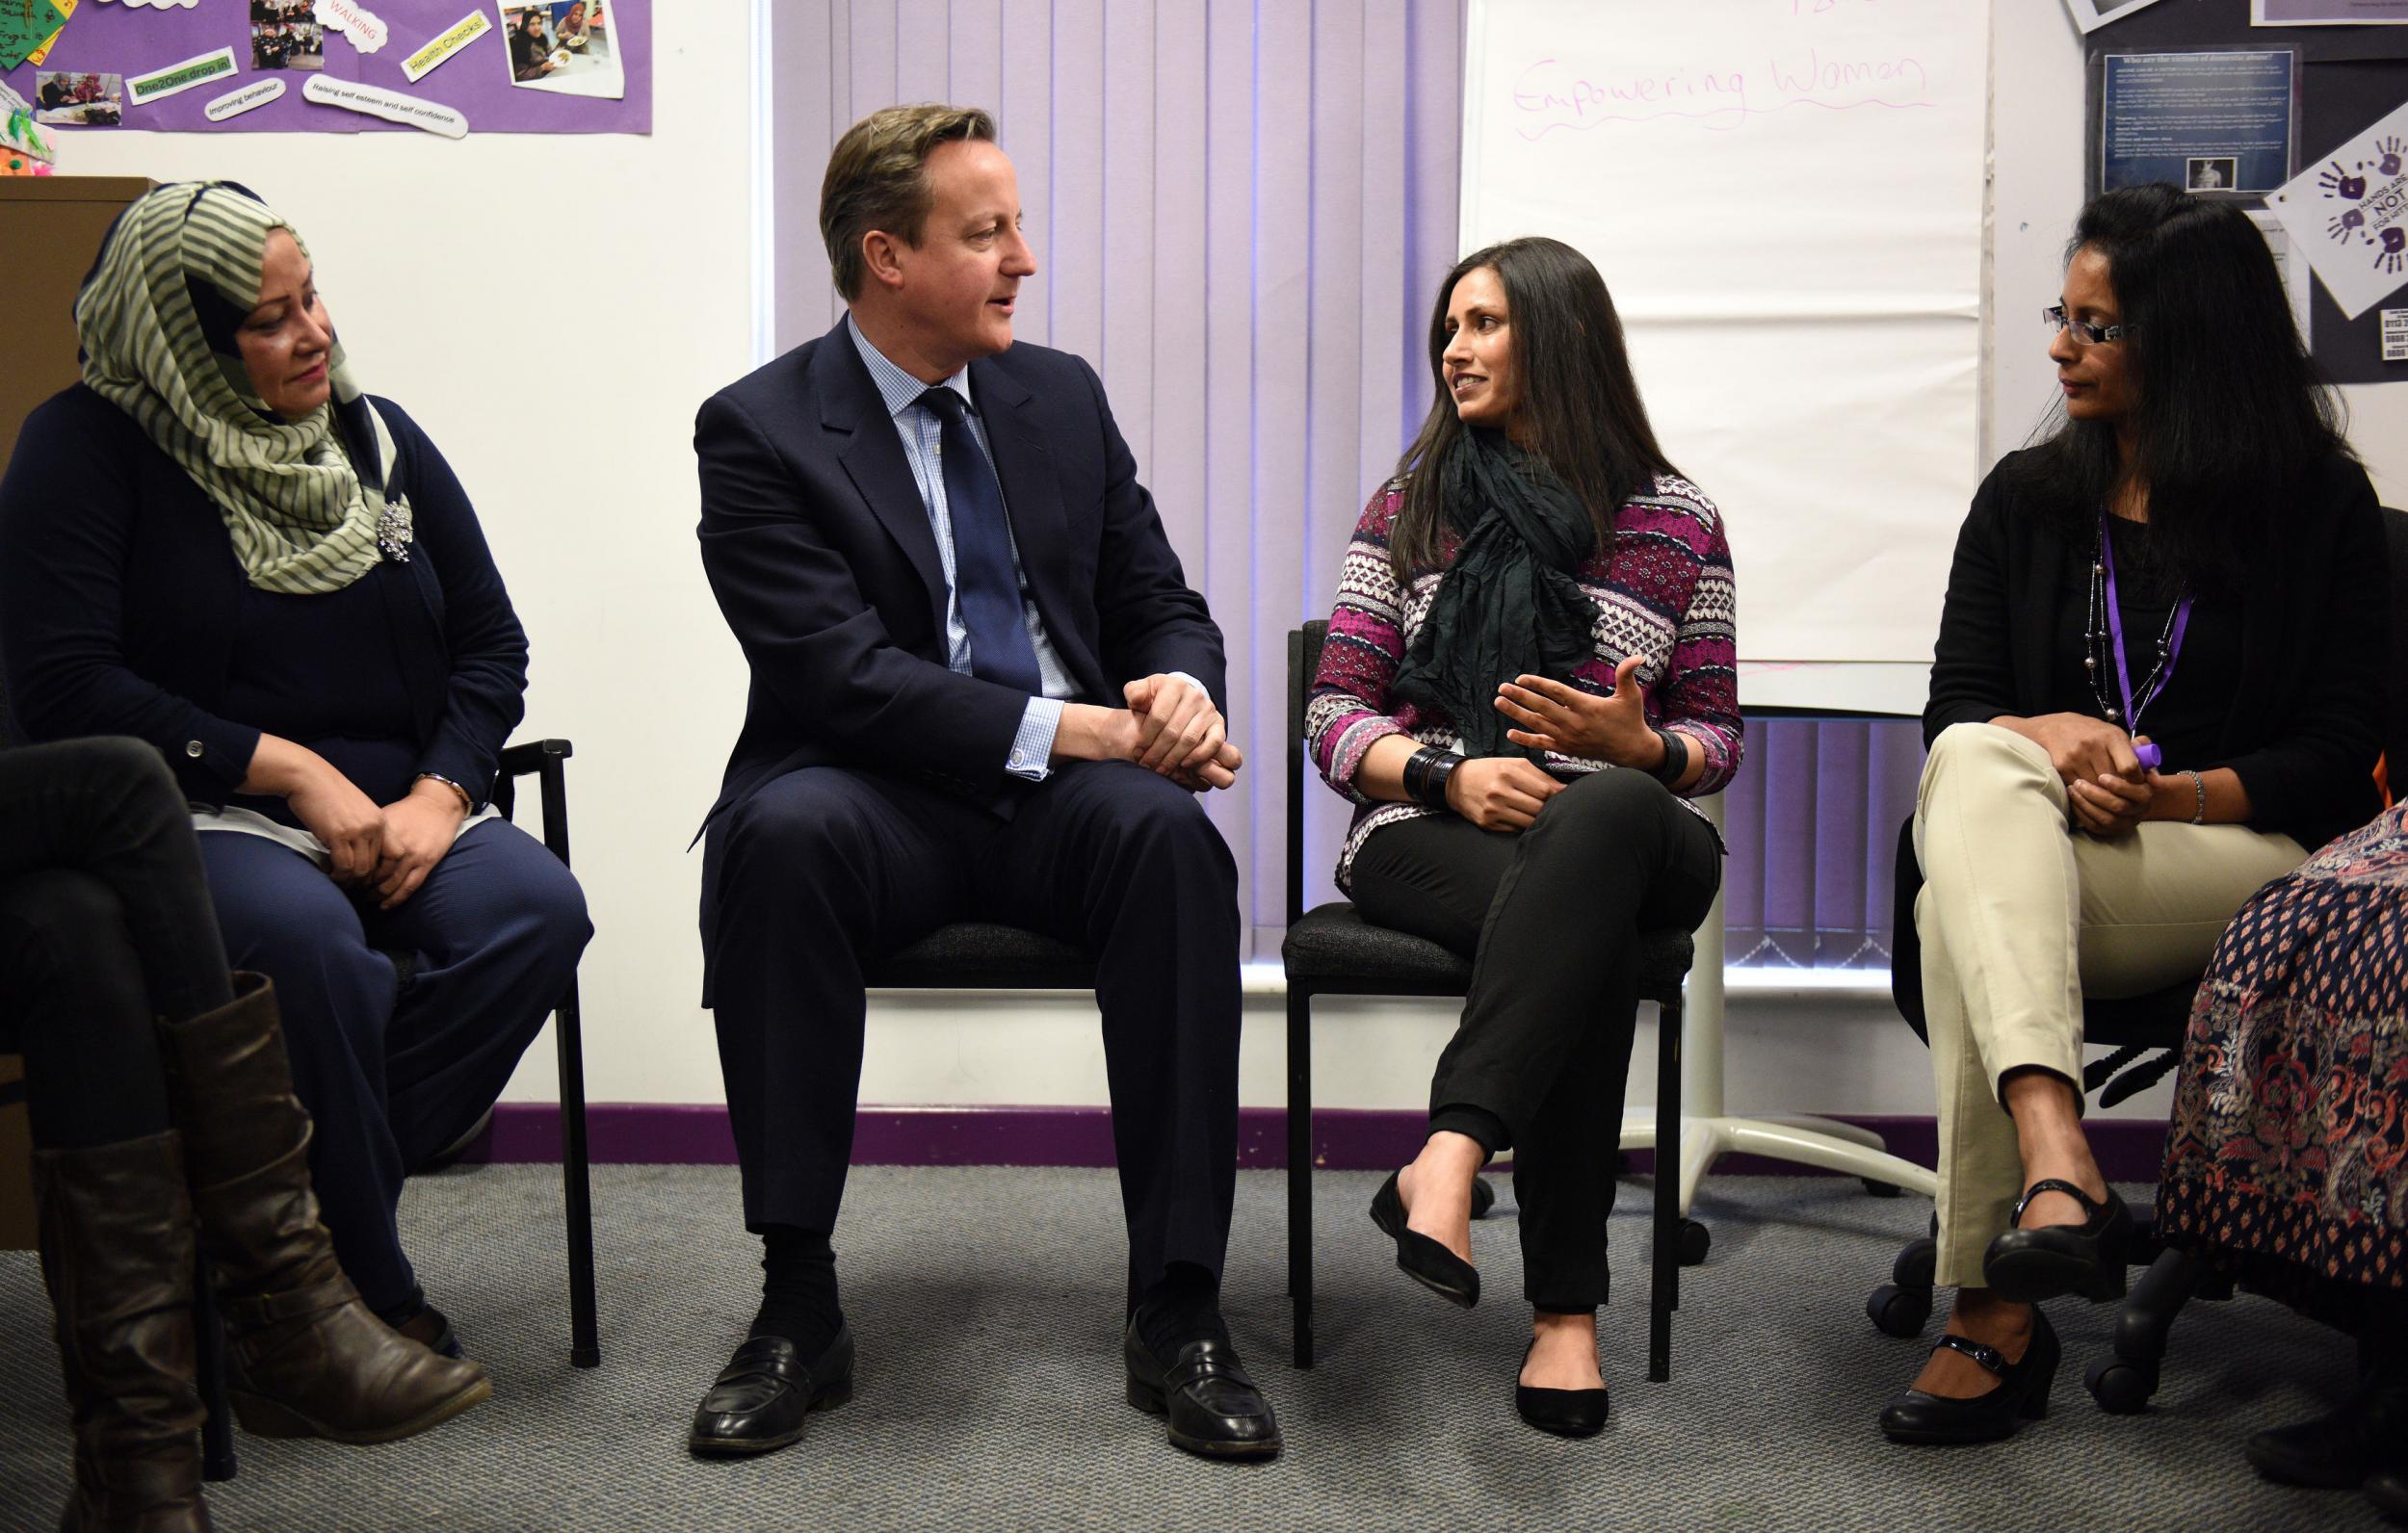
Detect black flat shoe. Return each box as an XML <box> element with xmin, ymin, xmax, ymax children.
<box><xmin>1514</xmin><ymin>1340</ymin><xmax>1608</xmax><ymax>1439</ymax></box>
<box><xmin>2244</xmin><ymin>1375</ymin><xmax>2408</xmax><ymax>1488</ymax></box>
<box><xmin>1122</xmin><ymin>1318</ymin><xmax>1281</xmax><ymax>1461</ymax></box>
<box><xmin>1982</xmin><ymin>1179</ymin><xmax>2132</xmax><ymax>1304</ymax></box>
<box><xmin>1878</xmin><ymin>1309</ymin><xmax>2060</xmax><ymax>1445</ymax></box>
<box><xmin>1369</xmin><ymin>1171</ymin><xmax>1479</xmax><ymax>1308</ymax></box>
<box><xmin>688</xmin><ymin>1327</ymin><xmax>855</xmax><ymax>1458</ymax></box>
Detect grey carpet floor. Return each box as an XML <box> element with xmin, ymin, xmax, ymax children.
<box><xmin>0</xmin><ymin>1164</ymin><xmax>2389</xmax><ymax>1532</ymax></box>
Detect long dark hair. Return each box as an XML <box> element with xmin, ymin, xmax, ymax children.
<box><xmin>1388</xmin><ymin>237</ymin><xmax>1676</xmax><ymax>582</ymax></box>
<box><xmin>2009</xmin><ymin>183</ymin><xmax>2347</xmax><ymax>588</ymax></box>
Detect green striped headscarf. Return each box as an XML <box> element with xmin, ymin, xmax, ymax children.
<box><xmin>74</xmin><ymin>182</ymin><xmax>396</xmax><ymax>595</ymax></box>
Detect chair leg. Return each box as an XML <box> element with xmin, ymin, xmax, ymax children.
<box><xmin>1649</xmin><ymin>995</ymin><xmax>1682</xmax><ymax>1384</ymax></box>
<box><xmin>2086</xmin><ymin>1245</ymin><xmax>2211</xmax><ymax>1415</ymax></box>
<box><xmin>553</xmin><ymin>977</ymin><xmax>600</xmax><ymax>1368</ymax></box>
<box><xmin>1287</xmin><ymin>988</ymin><xmax>1314</xmax><ymax>1369</ymax></box>
<box><xmin>194</xmin><ymin>1252</ymin><xmax>237</xmax><ymax>1482</ymax></box>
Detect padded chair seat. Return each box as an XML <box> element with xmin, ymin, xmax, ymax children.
<box><xmin>869</xmin><ymin>922</ymin><xmax>1097</xmax><ymax>989</ymax></box>
<box><xmin>2081</xmin><ymin>982</ymin><xmax>2201</xmax><ymax>1050</ymax></box>
<box><xmin>1284</xmin><ymin>901</ymin><xmax>1693</xmax><ymax>1000</ymax></box>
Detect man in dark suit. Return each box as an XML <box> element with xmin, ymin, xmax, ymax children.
<box><xmin>686</xmin><ymin>104</ymin><xmax>1278</xmax><ymax>1463</ymax></box>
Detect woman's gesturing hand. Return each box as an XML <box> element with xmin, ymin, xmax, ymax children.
<box><xmin>285</xmin><ymin>760</ymin><xmax>386</xmax><ymax>888</ymax></box>
<box><xmin>373</xmin><ymin>778</ymin><xmax>470</xmax><ymax>909</ymax></box>
<box><xmin>2008</xmin><ymin>712</ymin><xmax>2144</xmax><ymax>787</ymax></box>
<box><xmin>1494</xmin><ymin>658</ymin><xmax>1656</xmax><ymax>766</ymax></box>
<box><xmin>1445</xmin><ymin>757</ymin><xmax>1562</xmax><ymax>832</ymax></box>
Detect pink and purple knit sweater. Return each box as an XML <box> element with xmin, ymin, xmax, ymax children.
<box><xmin>1307</xmin><ymin>475</ymin><xmax>1742</xmax><ymax>889</ymax></box>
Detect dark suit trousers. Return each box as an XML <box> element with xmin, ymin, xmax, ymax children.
<box><xmin>1348</xmin><ymin>769</ymin><xmax>1719</xmax><ymax>1311</ymax></box>
<box><xmin>702</xmin><ymin>758</ymin><xmax>1243</xmax><ymax>1301</ymax></box>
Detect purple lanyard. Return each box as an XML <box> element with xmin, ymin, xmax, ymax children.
<box><xmin>2099</xmin><ymin>510</ymin><xmax>2192</xmax><ymax>771</ymax></box>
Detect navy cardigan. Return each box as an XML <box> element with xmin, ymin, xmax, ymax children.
<box><xmin>1925</xmin><ymin>447</ymin><xmax>2387</xmax><ymax>853</ymax></box>
<box><xmin>0</xmin><ymin>384</ymin><xmax>528</xmax><ymax>809</ymax></box>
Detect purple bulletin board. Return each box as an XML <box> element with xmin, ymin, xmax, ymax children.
<box><xmin>9</xmin><ymin>1</ymin><xmax>648</xmax><ymax>134</ymax></box>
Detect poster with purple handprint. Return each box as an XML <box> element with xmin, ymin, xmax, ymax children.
<box><xmin>2267</xmin><ymin>97</ymin><xmax>2408</xmax><ymax>319</ymax></box>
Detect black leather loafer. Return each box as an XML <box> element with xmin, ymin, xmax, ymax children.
<box><xmin>1513</xmin><ymin>1340</ymin><xmax>1608</xmax><ymax>1439</ymax></box>
<box><xmin>2245</xmin><ymin>1376</ymin><xmax>2408</xmax><ymax>1488</ymax></box>
<box><xmin>1370</xmin><ymin>1171</ymin><xmax>1479</xmax><ymax>1308</ymax></box>
<box><xmin>1878</xmin><ymin>1309</ymin><xmax>2060</xmax><ymax>1445</ymax></box>
<box><xmin>1982</xmin><ymin>1179</ymin><xmax>2132</xmax><ymax>1304</ymax></box>
<box><xmin>1121</xmin><ymin>1318</ymin><xmax>1281</xmax><ymax>1461</ymax></box>
<box><xmin>688</xmin><ymin>1327</ymin><xmax>855</xmax><ymax>1457</ymax></box>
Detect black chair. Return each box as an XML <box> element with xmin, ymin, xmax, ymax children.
<box><xmin>1281</xmin><ymin>621</ymin><xmax>1694</xmax><ymax>1382</ymax></box>
<box><xmin>1867</xmin><ymin>505</ymin><xmax>2408</xmax><ymax>1416</ymax></box>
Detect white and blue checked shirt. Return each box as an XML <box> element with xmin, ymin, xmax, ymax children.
<box><xmin>848</xmin><ymin>317</ymin><xmax>1074</xmax><ymax>781</ymax></box>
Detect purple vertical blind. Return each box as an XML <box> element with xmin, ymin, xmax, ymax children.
<box><xmin>769</xmin><ymin>0</ymin><xmax>1924</xmax><ymax>970</ymax></box>
<box><xmin>1723</xmin><ymin>718</ymin><xmax>1926</xmax><ymax>971</ymax></box>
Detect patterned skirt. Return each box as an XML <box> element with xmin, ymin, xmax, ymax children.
<box><xmin>2158</xmin><ymin>800</ymin><xmax>2408</xmax><ymax>1328</ymax></box>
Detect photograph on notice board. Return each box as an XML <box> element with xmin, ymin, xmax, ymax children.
<box><xmin>2065</xmin><ymin>0</ymin><xmax>2167</xmax><ymax>32</ymax></box>
<box><xmin>500</xmin><ymin>1</ymin><xmax>621</xmax><ymax>99</ymax></box>
<box><xmin>251</xmin><ymin>3</ymin><xmax>327</xmax><ymax>75</ymax></box>
<box><xmin>33</xmin><ymin>71</ymin><xmax>123</xmax><ymax>126</ymax></box>
<box><xmin>2096</xmin><ymin>50</ymin><xmax>2295</xmax><ymax>197</ymax></box>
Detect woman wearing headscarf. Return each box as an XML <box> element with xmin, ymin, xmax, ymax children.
<box><xmin>1305</xmin><ymin>236</ymin><xmax>1741</xmax><ymax>1438</ymax></box>
<box><xmin>0</xmin><ymin>181</ymin><xmax>590</xmax><ymax>1366</ymax></box>
<box><xmin>0</xmin><ymin>737</ymin><xmax>488</xmax><ymax>1532</ymax></box>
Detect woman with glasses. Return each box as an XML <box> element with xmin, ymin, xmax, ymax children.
<box><xmin>1878</xmin><ymin>183</ymin><xmax>2388</xmax><ymax>1445</ymax></box>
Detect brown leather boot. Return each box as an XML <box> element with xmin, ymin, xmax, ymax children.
<box><xmin>155</xmin><ymin>974</ymin><xmax>490</xmax><ymax>1444</ymax></box>
<box><xmin>33</xmin><ymin>1130</ymin><xmax>212</xmax><ymax>1533</ymax></box>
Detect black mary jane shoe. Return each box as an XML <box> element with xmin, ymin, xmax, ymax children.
<box><xmin>1122</xmin><ymin>1318</ymin><xmax>1282</xmax><ymax>1461</ymax></box>
<box><xmin>688</xmin><ymin>1326</ymin><xmax>856</xmax><ymax>1458</ymax></box>
<box><xmin>1370</xmin><ymin>1171</ymin><xmax>1479</xmax><ymax>1309</ymax></box>
<box><xmin>1981</xmin><ymin>1178</ymin><xmax>2133</xmax><ymax>1305</ymax></box>
<box><xmin>1514</xmin><ymin>1339</ymin><xmax>1609</xmax><ymax>1439</ymax></box>
<box><xmin>1878</xmin><ymin>1309</ymin><xmax>2060</xmax><ymax>1445</ymax></box>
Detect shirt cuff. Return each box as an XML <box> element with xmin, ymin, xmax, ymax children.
<box><xmin>1166</xmin><ymin>670</ymin><xmax>1210</xmax><ymax>704</ymax></box>
<box><xmin>1007</xmin><ymin>695</ymin><xmax>1063</xmax><ymax>782</ymax></box>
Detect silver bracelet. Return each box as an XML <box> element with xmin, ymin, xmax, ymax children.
<box><xmin>2182</xmin><ymin>769</ymin><xmax>2206</xmax><ymax>825</ymax></box>
<box><xmin>414</xmin><ymin>772</ymin><xmax>475</xmax><ymax>815</ymax></box>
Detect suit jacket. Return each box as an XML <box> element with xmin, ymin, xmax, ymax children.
<box><xmin>1924</xmin><ymin>446</ymin><xmax>2386</xmax><ymax>852</ymax></box>
<box><xmin>0</xmin><ymin>384</ymin><xmax>528</xmax><ymax>808</ymax></box>
<box><xmin>694</xmin><ymin>319</ymin><xmax>1226</xmax><ymax>830</ymax></box>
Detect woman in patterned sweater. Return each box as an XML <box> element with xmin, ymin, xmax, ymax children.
<box><xmin>1305</xmin><ymin>236</ymin><xmax>1741</xmax><ymax>1438</ymax></box>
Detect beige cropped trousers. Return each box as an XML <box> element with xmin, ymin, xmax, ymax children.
<box><xmin>1913</xmin><ymin>723</ymin><xmax>2307</xmax><ymax>1287</ymax></box>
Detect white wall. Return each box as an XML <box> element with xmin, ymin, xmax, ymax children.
<box><xmin>51</xmin><ymin>0</ymin><xmax>2385</xmax><ymax>1129</ymax></box>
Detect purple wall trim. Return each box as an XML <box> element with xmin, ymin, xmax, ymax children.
<box><xmin>480</xmin><ymin>1105</ymin><xmax>2177</xmax><ymax>1184</ymax></box>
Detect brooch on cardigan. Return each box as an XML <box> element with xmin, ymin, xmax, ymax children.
<box><xmin>377</xmin><ymin>494</ymin><xmax>415</xmax><ymax>563</ymax></box>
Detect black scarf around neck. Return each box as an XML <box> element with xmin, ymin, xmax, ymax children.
<box><xmin>1390</xmin><ymin>429</ymin><xmax>1604</xmax><ymax>759</ymax></box>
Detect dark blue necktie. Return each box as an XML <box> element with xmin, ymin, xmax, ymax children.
<box><xmin>917</xmin><ymin>386</ymin><xmax>1043</xmax><ymax>693</ymax></box>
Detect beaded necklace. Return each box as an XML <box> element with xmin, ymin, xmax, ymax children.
<box><xmin>2083</xmin><ymin>509</ymin><xmax>2192</xmax><ymax>770</ymax></box>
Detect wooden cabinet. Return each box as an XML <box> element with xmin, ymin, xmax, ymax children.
<box><xmin>0</xmin><ymin>176</ymin><xmax>152</xmax><ymax>481</ymax></box>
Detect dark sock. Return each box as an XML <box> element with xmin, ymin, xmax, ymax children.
<box><xmin>1134</xmin><ymin>1262</ymin><xmax>1228</xmax><ymax>1360</ymax></box>
<box><xmin>749</xmin><ymin>1225</ymin><xmax>843</xmax><ymax>1358</ymax></box>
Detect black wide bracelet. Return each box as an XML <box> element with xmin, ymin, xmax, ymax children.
<box><xmin>1401</xmin><ymin>745</ymin><xmax>1464</xmax><ymax>810</ymax></box>
<box><xmin>1648</xmin><ymin>727</ymin><xmax>1689</xmax><ymax>787</ymax></box>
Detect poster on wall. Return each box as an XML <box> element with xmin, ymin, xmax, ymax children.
<box><xmin>2252</xmin><ymin>1</ymin><xmax>2408</xmax><ymax>22</ymax></box>
<box><xmin>2266</xmin><ymin>96</ymin><xmax>2408</xmax><ymax>319</ymax></box>
<box><xmin>0</xmin><ymin>0</ymin><xmax>648</xmax><ymax>133</ymax></box>
<box><xmin>2095</xmin><ymin>49</ymin><xmax>2296</xmax><ymax>195</ymax></box>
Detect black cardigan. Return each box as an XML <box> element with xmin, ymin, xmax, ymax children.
<box><xmin>1925</xmin><ymin>447</ymin><xmax>2387</xmax><ymax>853</ymax></box>
<box><xmin>0</xmin><ymin>384</ymin><xmax>529</xmax><ymax>809</ymax></box>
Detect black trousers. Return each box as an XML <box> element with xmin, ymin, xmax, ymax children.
<box><xmin>1348</xmin><ymin>768</ymin><xmax>1720</xmax><ymax>1311</ymax></box>
<box><xmin>0</xmin><ymin>738</ymin><xmax>233</xmax><ymax>1149</ymax></box>
<box><xmin>701</xmin><ymin>759</ymin><xmax>1243</xmax><ymax>1302</ymax></box>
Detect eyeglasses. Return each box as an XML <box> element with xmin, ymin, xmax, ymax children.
<box><xmin>2043</xmin><ymin>304</ymin><xmax>2131</xmax><ymax>345</ymax></box>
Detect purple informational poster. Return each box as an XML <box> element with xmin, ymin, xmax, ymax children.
<box><xmin>6</xmin><ymin>0</ymin><xmax>648</xmax><ymax>135</ymax></box>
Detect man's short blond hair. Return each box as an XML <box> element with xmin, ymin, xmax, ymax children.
<box><xmin>820</xmin><ymin>104</ymin><xmax>998</xmax><ymax>300</ymax></box>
